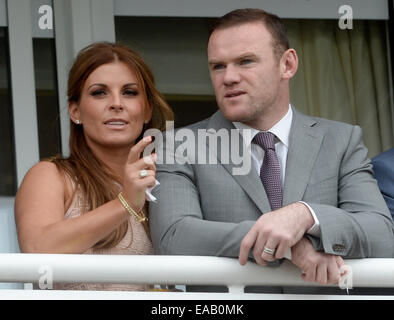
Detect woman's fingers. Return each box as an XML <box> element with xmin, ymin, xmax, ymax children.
<box><xmin>135</xmin><ymin>169</ymin><xmax>156</xmax><ymax>181</ymax></box>
<box><xmin>135</xmin><ymin>175</ymin><xmax>157</xmax><ymax>189</ymax></box>
<box><xmin>122</xmin><ymin>138</ymin><xmax>157</xmax><ymax>211</ymax></box>
<box><xmin>127</xmin><ymin>136</ymin><xmax>153</xmax><ymax>164</ymax></box>
<box><xmin>126</xmin><ymin>154</ymin><xmax>157</xmax><ymax>176</ymax></box>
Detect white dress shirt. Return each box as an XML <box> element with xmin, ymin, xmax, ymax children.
<box><xmin>233</xmin><ymin>105</ymin><xmax>321</xmax><ymax>238</ymax></box>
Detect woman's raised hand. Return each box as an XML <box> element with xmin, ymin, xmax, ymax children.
<box><xmin>122</xmin><ymin>136</ymin><xmax>157</xmax><ymax>212</ymax></box>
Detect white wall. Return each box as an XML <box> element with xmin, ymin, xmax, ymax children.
<box><xmin>114</xmin><ymin>0</ymin><xmax>389</xmax><ymax>19</ymax></box>
<box><xmin>0</xmin><ymin>0</ymin><xmax>6</xmax><ymax>27</ymax></box>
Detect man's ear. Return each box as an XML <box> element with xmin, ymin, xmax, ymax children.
<box><xmin>69</xmin><ymin>101</ymin><xmax>80</xmax><ymax>124</ymax></box>
<box><xmin>280</xmin><ymin>48</ymin><xmax>298</xmax><ymax>80</ymax></box>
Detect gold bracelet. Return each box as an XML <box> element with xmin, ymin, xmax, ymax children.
<box><xmin>117</xmin><ymin>192</ymin><xmax>148</xmax><ymax>222</ymax></box>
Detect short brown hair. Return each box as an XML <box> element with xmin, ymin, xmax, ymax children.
<box><xmin>210</xmin><ymin>8</ymin><xmax>290</xmax><ymax>60</ymax></box>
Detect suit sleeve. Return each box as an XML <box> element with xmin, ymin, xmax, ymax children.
<box><xmin>149</xmin><ymin>147</ymin><xmax>255</xmax><ymax>257</ymax></box>
<box><xmin>306</xmin><ymin>125</ymin><xmax>394</xmax><ymax>258</ymax></box>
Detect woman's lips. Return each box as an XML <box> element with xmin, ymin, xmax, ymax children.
<box><xmin>104</xmin><ymin>120</ymin><xmax>129</xmax><ymax>129</ymax></box>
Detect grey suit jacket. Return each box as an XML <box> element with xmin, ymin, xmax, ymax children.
<box><xmin>149</xmin><ymin>108</ymin><xmax>394</xmax><ymax>260</ymax></box>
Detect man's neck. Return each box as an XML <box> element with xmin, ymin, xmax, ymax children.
<box><xmin>244</xmin><ymin>103</ymin><xmax>290</xmax><ymax>132</ymax></box>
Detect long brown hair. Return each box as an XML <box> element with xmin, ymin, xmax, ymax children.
<box><xmin>50</xmin><ymin>42</ymin><xmax>173</xmax><ymax>249</ymax></box>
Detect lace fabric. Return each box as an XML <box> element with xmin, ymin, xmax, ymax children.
<box><xmin>52</xmin><ymin>186</ymin><xmax>154</xmax><ymax>291</ymax></box>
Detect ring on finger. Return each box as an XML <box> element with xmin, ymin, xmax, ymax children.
<box><xmin>263</xmin><ymin>246</ymin><xmax>276</xmax><ymax>255</ymax></box>
<box><xmin>139</xmin><ymin>169</ymin><xmax>148</xmax><ymax>178</ymax></box>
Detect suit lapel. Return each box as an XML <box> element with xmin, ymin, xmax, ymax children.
<box><xmin>283</xmin><ymin>109</ymin><xmax>324</xmax><ymax>206</ymax></box>
<box><xmin>205</xmin><ymin>108</ymin><xmax>325</xmax><ymax>212</ymax></box>
<box><xmin>207</xmin><ymin>111</ymin><xmax>272</xmax><ymax>214</ymax></box>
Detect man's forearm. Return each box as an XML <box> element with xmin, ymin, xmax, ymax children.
<box><xmin>150</xmin><ymin>212</ymin><xmax>255</xmax><ymax>257</ymax></box>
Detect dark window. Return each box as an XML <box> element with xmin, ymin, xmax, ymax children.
<box><xmin>115</xmin><ymin>17</ymin><xmax>218</xmax><ymax>129</ymax></box>
<box><xmin>33</xmin><ymin>38</ymin><xmax>61</xmax><ymax>159</ymax></box>
<box><xmin>164</xmin><ymin>94</ymin><xmax>217</xmax><ymax>128</ymax></box>
<box><xmin>0</xmin><ymin>28</ymin><xmax>17</xmax><ymax>196</ymax></box>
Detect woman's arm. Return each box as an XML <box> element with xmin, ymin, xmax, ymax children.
<box><xmin>15</xmin><ymin>161</ymin><xmax>130</xmax><ymax>253</ymax></box>
<box><xmin>15</xmin><ymin>138</ymin><xmax>156</xmax><ymax>254</ymax></box>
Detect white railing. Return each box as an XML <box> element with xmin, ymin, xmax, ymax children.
<box><xmin>1</xmin><ymin>254</ymin><xmax>394</xmax><ymax>299</ymax></box>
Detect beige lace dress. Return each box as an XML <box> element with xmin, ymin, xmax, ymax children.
<box><xmin>52</xmin><ymin>186</ymin><xmax>153</xmax><ymax>291</ymax></box>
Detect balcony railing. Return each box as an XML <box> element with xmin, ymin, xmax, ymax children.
<box><xmin>1</xmin><ymin>254</ymin><xmax>394</xmax><ymax>299</ymax></box>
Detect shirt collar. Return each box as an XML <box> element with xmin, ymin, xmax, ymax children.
<box><xmin>233</xmin><ymin>104</ymin><xmax>292</xmax><ymax>148</ymax></box>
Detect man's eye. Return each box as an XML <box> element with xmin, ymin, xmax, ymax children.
<box><xmin>240</xmin><ymin>59</ymin><xmax>253</xmax><ymax>65</ymax></box>
<box><xmin>90</xmin><ymin>89</ymin><xmax>106</xmax><ymax>96</ymax></box>
<box><xmin>212</xmin><ymin>64</ymin><xmax>225</xmax><ymax>71</ymax></box>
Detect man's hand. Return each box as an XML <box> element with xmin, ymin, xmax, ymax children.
<box><xmin>291</xmin><ymin>237</ymin><xmax>345</xmax><ymax>285</ymax></box>
<box><xmin>239</xmin><ymin>202</ymin><xmax>314</xmax><ymax>265</ymax></box>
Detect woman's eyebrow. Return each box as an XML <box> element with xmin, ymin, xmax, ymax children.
<box><xmin>87</xmin><ymin>83</ymin><xmax>107</xmax><ymax>90</ymax></box>
<box><xmin>87</xmin><ymin>82</ymin><xmax>139</xmax><ymax>90</ymax></box>
<box><xmin>122</xmin><ymin>83</ymin><xmax>139</xmax><ymax>87</ymax></box>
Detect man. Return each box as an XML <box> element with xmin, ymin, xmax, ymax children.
<box><xmin>149</xmin><ymin>9</ymin><xmax>394</xmax><ymax>291</ymax></box>
<box><xmin>372</xmin><ymin>148</ymin><xmax>394</xmax><ymax>218</ymax></box>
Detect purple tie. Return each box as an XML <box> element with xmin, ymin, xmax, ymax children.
<box><xmin>253</xmin><ymin>132</ymin><xmax>283</xmax><ymax>210</ymax></box>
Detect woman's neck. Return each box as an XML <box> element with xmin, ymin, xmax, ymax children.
<box><xmin>88</xmin><ymin>143</ymin><xmax>132</xmax><ymax>178</ymax></box>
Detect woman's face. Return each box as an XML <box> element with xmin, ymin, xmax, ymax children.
<box><xmin>69</xmin><ymin>61</ymin><xmax>152</xmax><ymax>151</ymax></box>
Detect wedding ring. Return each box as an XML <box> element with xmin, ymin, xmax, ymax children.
<box><xmin>139</xmin><ymin>169</ymin><xmax>148</xmax><ymax>178</ymax></box>
<box><xmin>263</xmin><ymin>246</ymin><xmax>276</xmax><ymax>255</ymax></box>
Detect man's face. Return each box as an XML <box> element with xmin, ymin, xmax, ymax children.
<box><xmin>208</xmin><ymin>22</ymin><xmax>283</xmax><ymax>125</ymax></box>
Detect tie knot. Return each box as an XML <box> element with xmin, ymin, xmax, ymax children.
<box><xmin>253</xmin><ymin>132</ymin><xmax>276</xmax><ymax>151</ymax></box>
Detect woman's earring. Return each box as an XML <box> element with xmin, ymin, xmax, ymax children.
<box><xmin>75</xmin><ymin>120</ymin><xmax>81</xmax><ymax>125</ymax></box>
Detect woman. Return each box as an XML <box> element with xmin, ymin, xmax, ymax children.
<box><xmin>14</xmin><ymin>42</ymin><xmax>173</xmax><ymax>290</ymax></box>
